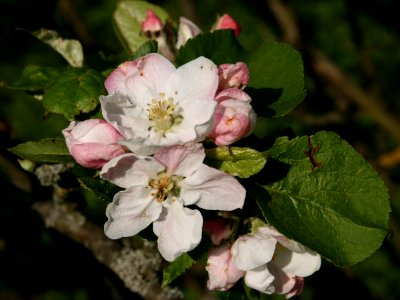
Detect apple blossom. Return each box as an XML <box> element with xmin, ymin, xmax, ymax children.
<box><xmin>206</xmin><ymin>244</ymin><xmax>245</xmax><ymax>291</ymax></box>
<box><xmin>217</xmin><ymin>62</ymin><xmax>250</xmax><ymax>92</ymax></box>
<box><xmin>213</xmin><ymin>14</ymin><xmax>241</xmax><ymax>36</ymax></box>
<box><xmin>231</xmin><ymin>226</ymin><xmax>321</xmax><ymax>298</ymax></box>
<box><xmin>176</xmin><ymin>16</ymin><xmax>202</xmax><ymax>49</ymax></box>
<box><xmin>62</xmin><ymin>119</ymin><xmax>125</xmax><ymax>169</ymax></box>
<box><xmin>101</xmin><ymin>53</ymin><xmax>219</xmax><ymax>155</ymax></box>
<box><xmin>208</xmin><ymin>88</ymin><xmax>256</xmax><ymax>146</ymax></box>
<box><xmin>100</xmin><ymin>143</ymin><xmax>245</xmax><ymax>261</ymax></box>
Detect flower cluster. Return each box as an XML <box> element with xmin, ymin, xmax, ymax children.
<box><xmin>206</xmin><ymin>221</ymin><xmax>321</xmax><ymax>298</ymax></box>
<box><xmin>61</xmin><ymin>10</ymin><xmax>320</xmax><ymax>297</ymax></box>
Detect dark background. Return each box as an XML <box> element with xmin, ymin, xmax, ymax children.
<box><xmin>1</xmin><ymin>0</ymin><xmax>400</xmax><ymax>299</ymax></box>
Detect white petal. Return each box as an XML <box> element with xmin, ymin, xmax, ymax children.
<box><xmin>244</xmin><ymin>265</ymin><xmax>275</xmax><ymax>294</ymax></box>
<box><xmin>154</xmin><ymin>143</ymin><xmax>205</xmax><ymax>177</ymax></box>
<box><xmin>273</xmin><ymin>245</ymin><xmax>321</xmax><ymax>277</ymax></box>
<box><xmin>180</xmin><ymin>165</ymin><xmax>245</xmax><ymax>210</ymax></box>
<box><xmin>153</xmin><ymin>200</ymin><xmax>202</xmax><ymax>261</ymax></box>
<box><xmin>166</xmin><ymin>56</ymin><xmax>218</xmax><ymax>105</ymax></box>
<box><xmin>266</xmin><ymin>264</ymin><xmax>297</xmax><ymax>295</ymax></box>
<box><xmin>100</xmin><ymin>93</ymin><xmax>152</xmax><ymax>140</ymax></box>
<box><xmin>231</xmin><ymin>231</ymin><xmax>277</xmax><ymax>271</ymax></box>
<box><xmin>104</xmin><ymin>186</ymin><xmax>162</xmax><ymax>239</ymax></box>
<box><xmin>100</xmin><ymin>153</ymin><xmax>164</xmax><ymax>188</ymax></box>
<box><xmin>130</xmin><ymin>53</ymin><xmax>176</xmax><ymax>94</ymax></box>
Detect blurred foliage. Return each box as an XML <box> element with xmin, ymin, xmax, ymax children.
<box><xmin>1</xmin><ymin>0</ymin><xmax>400</xmax><ymax>299</ymax></box>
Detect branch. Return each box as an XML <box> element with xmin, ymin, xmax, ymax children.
<box><xmin>311</xmin><ymin>53</ymin><xmax>400</xmax><ymax>144</ymax></box>
<box><xmin>33</xmin><ymin>201</ymin><xmax>183</xmax><ymax>300</ymax></box>
<box><xmin>266</xmin><ymin>0</ymin><xmax>400</xmax><ymax>145</ymax></box>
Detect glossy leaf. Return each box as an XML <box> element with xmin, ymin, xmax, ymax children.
<box><xmin>42</xmin><ymin>68</ymin><xmax>105</xmax><ymax>120</ymax></box>
<box><xmin>175</xmin><ymin>30</ymin><xmax>246</xmax><ymax>66</ymax></box>
<box><xmin>205</xmin><ymin>147</ymin><xmax>266</xmax><ymax>178</ymax></box>
<box><xmin>254</xmin><ymin>131</ymin><xmax>390</xmax><ymax>266</ymax></box>
<box><xmin>4</xmin><ymin>65</ymin><xmax>61</xmax><ymax>92</ymax></box>
<box><xmin>78</xmin><ymin>177</ymin><xmax>122</xmax><ymax>202</ymax></box>
<box><xmin>130</xmin><ymin>40</ymin><xmax>158</xmax><ymax>60</ymax></box>
<box><xmin>162</xmin><ymin>253</ymin><xmax>195</xmax><ymax>287</ymax></box>
<box><xmin>8</xmin><ymin>138</ymin><xmax>73</xmax><ymax>163</ymax></box>
<box><xmin>247</xmin><ymin>40</ymin><xmax>306</xmax><ymax>117</ymax></box>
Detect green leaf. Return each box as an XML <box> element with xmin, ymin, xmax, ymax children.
<box><xmin>175</xmin><ymin>30</ymin><xmax>247</xmax><ymax>66</ymax></box>
<box><xmin>162</xmin><ymin>253</ymin><xmax>195</xmax><ymax>287</ymax></box>
<box><xmin>33</xmin><ymin>29</ymin><xmax>84</xmax><ymax>67</ymax></box>
<box><xmin>42</xmin><ymin>68</ymin><xmax>105</xmax><ymax>120</ymax></box>
<box><xmin>4</xmin><ymin>65</ymin><xmax>61</xmax><ymax>92</ymax></box>
<box><xmin>246</xmin><ymin>40</ymin><xmax>306</xmax><ymax>117</ymax></box>
<box><xmin>113</xmin><ymin>0</ymin><xmax>169</xmax><ymax>53</ymax></box>
<box><xmin>130</xmin><ymin>40</ymin><xmax>158</xmax><ymax>60</ymax></box>
<box><xmin>205</xmin><ymin>147</ymin><xmax>266</xmax><ymax>178</ymax></box>
<box><xmin>8</xmin><ymin>138</ymin><xmax>74</xmax><ymax>163</ymax></box>
<box><xmin>255</xmin><ymin>131</ymin><xmax>390</xmax><ymax>267</ymax></box>
<box><xmin>78</xmin><ymin>177</ymin><xmax>122</xmax><ymax>202</ymax></box>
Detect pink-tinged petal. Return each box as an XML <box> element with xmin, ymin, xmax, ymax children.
<box><xmin>141</xmin><ymin>9</ymin><xmax>163</xmax><ymax>32</ymax></box>
<box><xmin>213</xmin><ymin>14</ymin><xmax>241</xmax><ymax>36</ymax></box>
<box><xmin>273</xmin><ymin>245</ymin><xmax>321</xmax><ymax>277</ymax></box>
<box><xmin>285</xmin><ymin>277</ymin><xmax>304</xmax><ymax>299</ymax></box>
<box><xmin>165</xmin><ymin>56</ymin><xmax>218</xmax><ymax>105</ymax></box>
<box><xmin>231</xmin><ymin>231</ymin><xmax>277</xmax><ymax>271</ymax></box>
<box><xmin>244</xmin><ymin>265</ymin><xmax>275</xmax><ymax>294</ymax></box>
<box><xmin>153</xmin><ymin>201</ymin><xmax>202</xmax><ymax>261</ymax></box>
<box><xmin>132</xmin><ymin>53</ymin><xmax>176</xmax><ymax>94</ymax></box>
<box><xmin>71</xmin><ymin>143</ymin><xmax>125</xmax><ymax>169</ymax></box>
<box><xmin>62</xmin><ymin>119</ymin><xmax>126</xmax><ymax>168</ymax></box>
<box><xmin>215</xmin><ymin>88</ymin><xmax>251</xmax><ymax>103</ymax></box>
<box><xmin>218</xmin><ymin>62</ymin><xmax>249</xmax><ymax>90</ymax></box>
<box><xmin>208</xmin><ymin>99</ymin><xmax>256</xmax><ymax>146</ymax></box>
<box><xmin>206</xmin><ymin>244</ymin><xmax>245</xmax><ymax>291</ymax></box>
<box><xmin>100</xmin><ymin>153</ymin><xmax>164</xmax><ymax>188</ymax></box>
<box><xmin>105</xmin><ymin>60</ymin><xmax>139</xmax><ymax>95</ymax></box>
<box><xmin>179</xmin><ymin>164</ymin><xmax>245</xmax><ymax>210</ymax></box>
<box><xmin>176</xmin><ymin>16</ymin><xmax>202</xmax><ymax>49</ymax></box>
<box><xmin>203</xmin><ymin>218</ymin><xmax>233</xmax><ymax>245</ymax></box>
<box><xmin>154</xmin><ymin>143</ymin><xmax>205</xmax><ymax>177</ymax></box>
<box><xmin>104</xmin><ymin>186</ymin><xmax>162</xmax><ymax>239</ymax></box>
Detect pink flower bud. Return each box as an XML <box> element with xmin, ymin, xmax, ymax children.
<box><xmin>209</xmin><ymin>89</ymin><xmax>256</xmax><ymax>146</ymax></box>
<box><xmin>213</xmin><ymin>14</ymin><xmax>241</xmax><ymax>36</ymax></box>
<box><xmin>206</xmin><ymin>244</ymin><xmax>245</xmax><ymax>291</ymax></box>
<box><xmin>203</xmin><ymin>219</ymin><xmax>233</xmax><ymax>245</ymax></box>
<box><xmin>218</xmin><ymin>62</ymin><xmax>250</xmax><ymax>91</ymax></box>
<box><xmin>62</xmin><ymin>119</ymin><xmax>126</xmax><ymax>169</ymax></box>
<box><xmin>141</xmin><ymin>9</ymin><xmax>163</xmax><ymax>33</ymax></box>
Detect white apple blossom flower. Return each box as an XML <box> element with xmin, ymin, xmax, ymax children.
<box><xmin>100</xmin><ymin>143</ymin><xmax>245</xmax><ymax>262</ymax></box>
<box><xmin>101</xmin><ymin>53</ymin><xmax>219</xmax><ymax>155</ymax></box>
<box><xmin>231</xmin><ymin>225</ymin><xmax>321</xmax><ymax>298</ymax></box>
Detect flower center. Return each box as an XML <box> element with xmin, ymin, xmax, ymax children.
<box><xmin>148</xmin><ymin>171</ymin><xmax>182</xmax><ymax>202</ymax></box>
<box><xmin>147</xmin><ymin>93</ymin><xmax>183</xmax><ymax>132</ymax></box>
